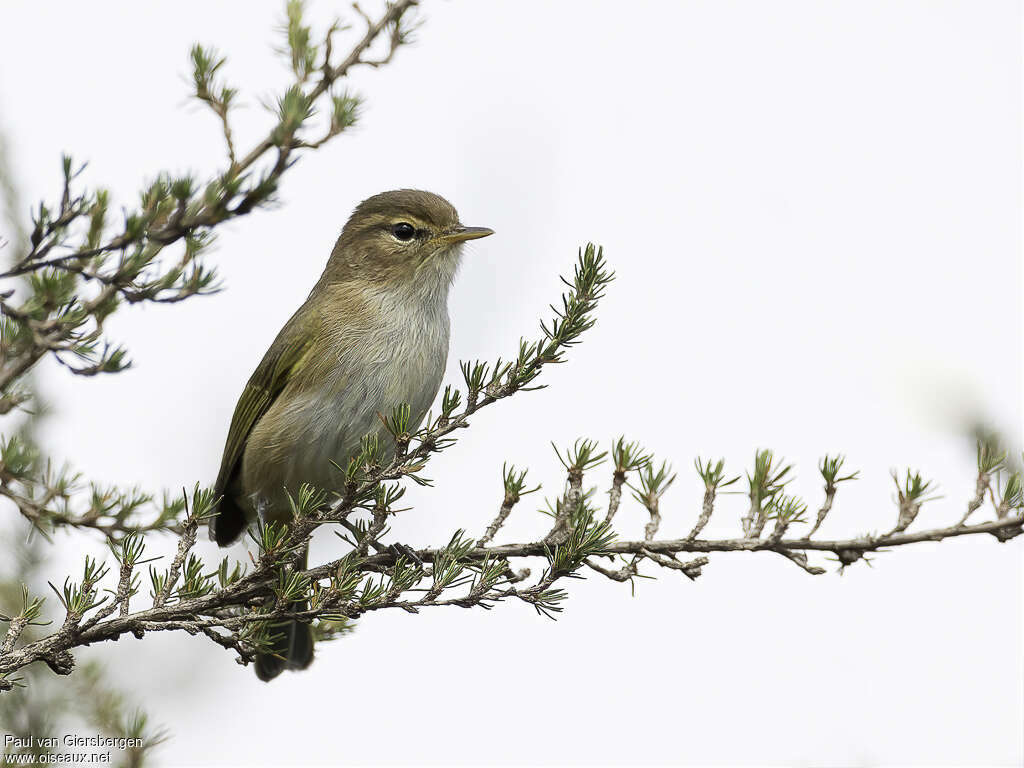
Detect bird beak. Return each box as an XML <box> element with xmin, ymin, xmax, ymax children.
<box><xmin>437</xmin><ymin>226</ymin><xmax>495</xmax><ymax>245</ymax></box>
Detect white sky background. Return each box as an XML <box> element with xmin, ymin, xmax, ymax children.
<box><xmin>1</xmin><ymin>1</ymin><xmax>1021</xmax><ymax>766</ymax></box>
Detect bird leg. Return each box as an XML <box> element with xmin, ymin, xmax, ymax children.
<box><xmin>336</xmin><ymin>517</ymin><xmax>423</xmax><ymax>566</ymax></box>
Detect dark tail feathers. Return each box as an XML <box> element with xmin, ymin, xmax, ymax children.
<box><xmin>254</xmin><ymin>547</ymin><xmax>314</xmax><ymax>682</ymax></box>
<box><xmin>254</xmin><ymin>609</ymin><xmax>314</xmax><ymax>682</ymax></box>
<box><xmin>211</xmin><ymin>493</ymin><xmax>249</xmax><ymax>547</ymax></box>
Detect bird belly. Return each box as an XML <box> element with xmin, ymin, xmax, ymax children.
<box><xmin>239</xmin><ymin>310</ymin><xmax>448</xmax><ymax>523</ymax></box>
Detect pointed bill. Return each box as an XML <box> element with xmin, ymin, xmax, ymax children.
<box><xmin>436</xmin><ymin>226</ymin><xmax>494</xmax><ymax>245</ymax></box>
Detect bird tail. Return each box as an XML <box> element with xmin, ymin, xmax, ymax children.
<box><xmin>254</xmin><ymin>548</ymin><xmax>314</xmax><ymax>682</ymax></box>
<box><xmin>210</xmin><ymin>487</ymin><xmax>249</xmax><ymax>546</ymax></box>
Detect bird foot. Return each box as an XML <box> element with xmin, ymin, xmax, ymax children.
<box><xmin>387</xmin><ymin>542</ymin><xmax>423</xmax><ymax>566</ymax></box>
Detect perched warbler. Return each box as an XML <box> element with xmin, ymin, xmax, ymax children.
<box><xmin>209</xmin><ymin>189</ymin><xmax>493</xmax><ymax>680</ymax></box>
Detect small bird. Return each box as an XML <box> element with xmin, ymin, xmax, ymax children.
<box><xmin>209</xmin><ymin>189</ymin><xmax>493</xmax><ymax>680</ymax></box>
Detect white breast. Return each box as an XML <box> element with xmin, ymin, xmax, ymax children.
<box><xmin>243</xmin><ymin>261</ymin><xmax>456</xmax><ymax>521</ymax></box>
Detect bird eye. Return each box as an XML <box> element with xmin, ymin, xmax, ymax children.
<box><xmin>391</xmin><ymin>222</ymin><xmax>415</xmax><ymax>242</ymax></box>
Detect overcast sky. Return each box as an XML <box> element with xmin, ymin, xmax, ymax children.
<box><xmin>1</xmin><ymin>1</ymin><xmax>1021</xmax><ymax>766</ymax></box>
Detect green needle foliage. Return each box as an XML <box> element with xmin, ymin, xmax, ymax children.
<box><xmin>819</xmin><ymin>454</ymin><xmax>859</xmax><ymax>488</ymax></box>
<box><xmin>893</xmin><ymin>469</ymin><xmax>939</xmax><ymax>506</ymax></box>
<box><xmin>545</xmin><ymin>501</ymin><xmax>616</xmax><ymax>578</ymax></box>
<box><xmin>748</xmin><ymin>449</ymin><xmax>793</xmax><ymax>505</ymax></box>
<box><xmin>554</xmin><ymin>438</ymin><xmax>608</xmax><ymax>476</ymax></box>
<box><xmin>695</xmin><ymin>456</ymin><xmax>740</xmax><ymax>492</ymax></box>
<box><xmin>611</xmin><ymin>438</ymin><xmax>652</xmax><ymax>477</ymax></box>
<box><xmin>629</xmin><ymin>461</ymin><xmax>677</xmax><ymax>508</ymax></box>
<box><xmin>503</xmin><ymin>463</ymin><xmax>541</xmax><ymax>500</ymax></box>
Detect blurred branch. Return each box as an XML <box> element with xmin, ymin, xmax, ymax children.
<box><xmin>1</xmin><ymin>122</ymin><xmax>167</xmax><ymax>762</ymax></box>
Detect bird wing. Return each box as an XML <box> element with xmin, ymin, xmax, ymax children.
<box><xmin>210</xmin><ymin>307</ymin><xmax>317</xmax><ymax>545</ymax></box>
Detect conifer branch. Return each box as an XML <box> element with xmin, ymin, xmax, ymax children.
<box><xmin>1</xmin><ymin>242</ymin><xmax>1020</xmax><ymax>687</ymax></box>
<box><xmin>0</xmin><ymin>0</ymin><xmax>419</xmax><ymax>405</ymax></box>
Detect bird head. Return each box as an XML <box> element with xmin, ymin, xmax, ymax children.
<box><xmin>324</xmin><ymin>189</ymin><xmax>493</xmax><ymax>288</ymax></box>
